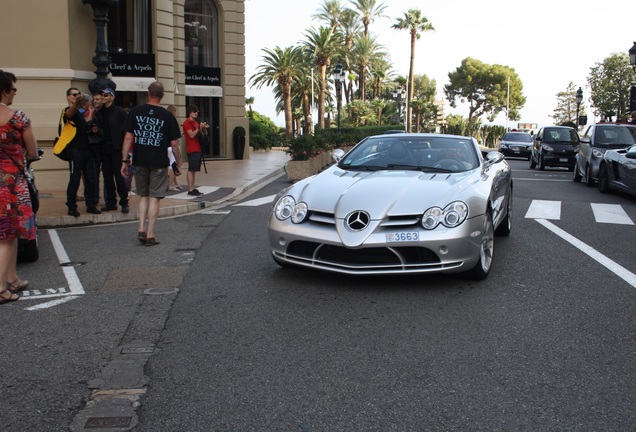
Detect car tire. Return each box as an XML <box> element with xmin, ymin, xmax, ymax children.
<box><xmin>529</xmin><ymin>153</ymin><xmax>536</xmax><ymax>169</ymax></box>
<box><xmin>538</xmin><ymin>154</ymin><xmax>546</xmax><ymax>170</ymax></box>
<box><xmin>494</xmin><ymin>196</ymin><xmax>511</xmax><ymax>237</ymax></box>
<box><xmin>17</xmin><ymin>238</ymin><xmax>39</xmax><ymax>263</ymax></box>
<box><xmin>573</xmin><ymin>161</ymin><xmax>582</xmax><ymax>182</ymax></box>
<box><xmin>585</xmin><ymin>164</ymin><xmax>595</xmax><ymax>187</ymax></box>
<box><xmin>598</xmin><ymin>163</ymin><xmax>610</xmax><ymax>194</ymax></box>
<box><xmin>465</xmin><ymin>212</ymin><xmax>494</xmax><ymax>280</ymax></box>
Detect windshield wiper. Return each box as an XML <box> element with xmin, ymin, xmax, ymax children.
<box><xmin>387</xmin><ymin>164</ymin><xmax>453</xmax><ymax>173</ymax></box>
<box><xmin>342</xmin><ymin>164</ymin><xmax>383</xmax><ymax>171</ymax></box>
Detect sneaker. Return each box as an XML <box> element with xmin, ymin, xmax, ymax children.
<box><xmin>187</xmin><ymin>189</ymin><xmax>203</xmax><ymax>196</ymax></box>
<box><xmin>86</xmin><ymin>207</ymin><xmax>102</xmax><ymax>215</ymax></box>
<box><xmin>144</xmin><ymin>237</ymin><xmax>160</xmax><ymax>246</ymax></box>
<box><xmin>68</xmin><ymin>208</ymin><xmax>80</xmax><ymax>217</ymax></box>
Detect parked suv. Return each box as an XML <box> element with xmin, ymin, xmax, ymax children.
<box><xmin>529</xmin><ymin>126</ymin><xmax>579</xmax><ymax>171</ymax></box>
<box><xmin>573</xmin><ymin>123</ymin><xmax>636</xmax><ymax>186</ymax></box>
<box><xmin>498</xmin><ymin>131</ymin><xmax>532</xmax><ymax>159</ymax></box>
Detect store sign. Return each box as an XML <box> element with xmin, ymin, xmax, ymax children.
<box><xmin>186</xmin><ymin>65</ymin><xmax>221</xmax><ymax>86</ymax></box>
<box><xmin>109</xmin><ymin>53</ymin><xmax>155</xmax><ymax>77</ymax></box>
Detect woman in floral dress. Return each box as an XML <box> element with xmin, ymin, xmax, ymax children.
<box><xmin>0</xmin><ymin>70</ymin><xmax>38</xmax><ymax>304</ymax></box>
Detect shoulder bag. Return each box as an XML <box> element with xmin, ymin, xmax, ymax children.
<box><xmin>53</xmin><ymin>109</ymin><xmax>75</xmax><ymax>161</ymax></box>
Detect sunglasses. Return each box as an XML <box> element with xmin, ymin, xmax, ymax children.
<box><xmin>70</xmin><ymin>92</ymin><xmax>80</xmax><ymax>97</ymax></box>
<box><xmin>11</xmin><ymin>87</ymin><xmax>17</xmax><ymax>92</ymax></box>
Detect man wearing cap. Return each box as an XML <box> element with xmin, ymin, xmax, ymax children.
<box><xmin>93</xmin><ymin>87</ymin><xmax>130</xmax><ymax>213</ymax></box>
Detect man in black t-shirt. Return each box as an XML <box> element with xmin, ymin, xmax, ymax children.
<box><xmin>64</xmin><ymin>87</ymin><xmax>100</xmax><ymax>217</ymax></box>
<box><xmin>121</xmin><ymin>82</ymin><xmax>181</xmax><ymax>246</ymax></box>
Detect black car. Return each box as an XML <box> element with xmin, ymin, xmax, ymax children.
<box><xmin>598</xmin><ymin>144</ymin><xmax>636</xmax><ymax>196</ymax></box>
<box><xmin>530</xmin><ymin>126</ymin><xmax>579</xmax><ymax>171</ymax></box>
<box><xmin>574</xmin><ymin>123</ymin><xmax>636</xmax><ymax>186</ymax></box>
<box><xmin>498</xmin><ymin>131</ymin><xmax>532</xmax><ymax>159</ymax></box>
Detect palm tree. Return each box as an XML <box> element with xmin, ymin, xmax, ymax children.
<box><xmin>245</xmin><ymin>96</ymin><xmax>254</xmax><ymax>118</ymax></box>
<box><xmin>349</xmin><ymin>0</ymin><xmax>387</xmax><ymax>36</ymax></box>
<box><xmin>249</xmin><ymin>46</ymin><xmax>305</xmax><ymax>140</ymax></box>
<box><xmin>351</xmin><ymin>34</ymin><xmax>385</xmax><ymax>102</ymax></box>
<box><xmin>312</xmin><ymin>0</ymin><xmax>344</xmax><ymax>31</ymax></box>
<box><xmin>370</xmin><ymin>98</ymin><xmax>387</xmax><ymax>125</ymax></box>
<box><xmin>304</xmin><ymin>26</ymin><xmax>343</xmax><ymax>130</ymax></box>
<box><xmin>392</xmin><ymin>8</ymin><xmax>434</xmax><ymax>132</ymax></box>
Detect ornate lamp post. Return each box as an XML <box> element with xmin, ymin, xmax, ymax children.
<box><xmin>629</xmin><ymin>42</ymin><xmax>636</xmax><ymax>113</ymax></box>
<box><xmin>332</xmin><ymin>63</ymin><xmax>346</xmax><ymax>133</ymax></box>
<box><xmin>392</xmin><ymin>86</ymin><xmax>406</xmax><ymax>126</ymax></box>
<box><xmin>575</xmin><ymin>87</ymin><xmax>583</xmax><ymax>129</ymax></box>
<box><xmin>82</xmin><ymin>0</ymin><xmax>118</xmax><ymax>94</ymax></box>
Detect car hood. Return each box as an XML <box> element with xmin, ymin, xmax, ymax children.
<box><xmin>291</xmin><ymin>166</ymin><xmax>484</xmax><ymax>220</ymax></box>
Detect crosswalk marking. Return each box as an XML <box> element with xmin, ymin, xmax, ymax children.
<box><xmin>591</xmin><ymin>204</ymin><xmax>634</xmax><ymax>225</ymax></box>
<box><xmin>234</xmin><ymin>195</ymin><xmax>276</xmax><ymax>207</ymax></box>
<box><xmin>525</xmin><ymin>200</ymin><xmax>561</xmax><ymax>220</ymax></box>
<box><xmin>525</xmin><ymin>200</ymin><xmax>635</xmax><ymax>225</ymax></box>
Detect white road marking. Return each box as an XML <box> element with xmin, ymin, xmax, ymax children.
<box><xmin>535</xmin><ymin>219</ymin><xmax>636</xmax><ymax>289</ymax></box>
<box><xmin>169</xmin><ymin>186</ymin><xmax>220</xmax><ymax>200</ymax></box>
<box><xmin>21</xmin><ymin>230</ymin><xmax>84</xmax><ymax>309</ymax></box>
<box><xmin>234</xmin><ymin>195</ymin><xmax>276</xmax><ymax>207</ymax></box>
<box><xmin>525</xmin><ymin>200</ymin><xmax>561</xmax><ymax>220</ymax></box>
<box><xmin>591</xmin><ymin>203</ymin><xmax>634</xmax><ymax>225</ymax></box>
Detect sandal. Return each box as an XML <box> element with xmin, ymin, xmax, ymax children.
<box><xmin>7</xmin><ymin>279</ymin><xmax>29</xmax><ymax>293</ymax></box>
<box><xmin>144</xmin><ymin>237</ymin><xmax>160</xmax><ymax>246</ymax></box>
<box><xmin>138</xmin><ymin>232</ymin><xmax>147</xmax><ymax>243</ymax></box>
<box><xmin>0</xmin><ymin>288</ymin><xmax>19</xmax><ymax>305</ymax></box>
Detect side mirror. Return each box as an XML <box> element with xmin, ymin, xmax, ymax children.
<box><xmin>580</xmin><ymin>137</ymin><xmax>590</xmax><ymax>144</ymax></box>
<box><xmin>484</xmin><ymin>151</ymin><xmax>504</xmax><ymax>166</ymax></box>
<box><xmin>626</xmin><ymin>150</ymin><xmax>636</xmax><ymax>160</ymax></box>
<box><xmin>331</xmin><ymin>148</ymin><xmax>345</xmax><ymax>163</ymax></box>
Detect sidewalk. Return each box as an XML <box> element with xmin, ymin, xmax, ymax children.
<box><xmin>35</xmin><ymin>149</ymin><xmax>291</xmax><ymax>228</ymax></box>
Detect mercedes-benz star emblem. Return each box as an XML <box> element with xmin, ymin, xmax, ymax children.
<box><xmin>346</xmin><ymin>211</ymin><xmax>370</xmax><ymax>231</ymax></box>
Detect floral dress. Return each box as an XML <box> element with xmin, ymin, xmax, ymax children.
<box><xmin>0</xmin><ymin>110</ymin><xmax>36</xmax><ymax>241</ymax></box>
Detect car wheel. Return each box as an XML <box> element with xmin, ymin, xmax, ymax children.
<box><xmin>495</xmin><ymin>196</ymin><xmax>512</xmax><ymax>237</ymax></box>
<box><xmin>465</xmin><ymin>212</ymin><xmax>494</xmax><ymax>280</ymax></box>
<box><xmin>529</xmin><ymin>153</ymin><xmax>536</xmax><ymax>169</ymax></box>
<box><xmin>585</xmin><ymin>164</ymin><xmax>595</xmax><ymax>187</ymax></box>
<box><xmin>17</xmin><ymin>238</ymin><xmax>39</xmax><ymax>263</ymax></box>
<box><xmin>573</xmin><ymin>161</ymin><xmax>582</xmax><ymax>182</ymax></box>
<box><xmin>538</xmin><ymin>154</ymin><xmax>546</xmax><ymax>170</ymax></box>
<box><xmin>598</xmin><ymin>163</ymin><xmax>610</xmax><ymax>194</ymax></box>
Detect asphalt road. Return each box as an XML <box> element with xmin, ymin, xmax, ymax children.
<box><xmin>2</xmin><ymin>159</ymin><xmax>636</xmax><ymax>431</ymax></box>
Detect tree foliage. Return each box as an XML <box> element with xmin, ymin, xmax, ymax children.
<box><xmin>444</xmin><ymin>57</ymin><xmax>526</xmax><ymax>124</ymax></box>
<box><xmin>587</xmin><ymin>53</ymin><xmax>636</xmax><ymax>121</ymax></box>
<box><xmin>551</xmin><ymin>82</ymin><xmax>586</xmax><ymax>126</ymax></box>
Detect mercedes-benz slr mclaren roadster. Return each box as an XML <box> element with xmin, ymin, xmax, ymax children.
<box><xmin>269</xmin><ymin>134</ymin><xmax>513</xmax><ymax>279</ymax></box>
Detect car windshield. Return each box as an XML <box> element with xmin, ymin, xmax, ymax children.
<box><xmin>502</xmin><ymin>132</ymin><xmax>532</xmax><ymax>142</ymax></box>
<box><xmin>339</xmin><ymin>136</ymin><xmax>479</xmax><ymax>173</ymax></box>
<box><xmin>543</xmin><ymin>128</ymin><xmax>579</xmax><ymax>144</ymax></box>
<box><xmin>594</xmin><ymin>125</ymin><xmax>636</xmax><ymax>147</ymax></box>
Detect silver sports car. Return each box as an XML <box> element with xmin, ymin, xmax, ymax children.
<box><xmin>269</xmin><ymin>133</ymin><xmax>513</xmax><ymax>279</ymax></box>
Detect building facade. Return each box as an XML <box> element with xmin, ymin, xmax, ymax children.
<box><xmin>1</xmin><ymin>0</ymin><xmax>248</xmax><ymax>172</ymax></box>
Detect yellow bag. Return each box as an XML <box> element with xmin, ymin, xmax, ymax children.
<box><xmin>53</xmin><ymin>109</ymin><xmax>76</xmax><ymax>161</ymax></box>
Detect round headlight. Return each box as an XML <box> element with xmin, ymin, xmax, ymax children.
<box><xmin>422</xmin><ymin>207</ymin><xmax>443</xmax><ymax>230</ymax></box>
<box><xmin>274</xmin><ymin>195</ymin><xmax>296</xmax><ymax>220</ymax></box>
<box><xmin>442</xmin><ymin>201</ymin><xmax>468</xmax><ymax>227</ymax></box>
<box><xmin>291</xmin><ymin>202</ymin><xmax>308</xmax><ymax>223</ymax></box>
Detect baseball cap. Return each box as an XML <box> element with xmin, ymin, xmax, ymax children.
<box><xmin>101</xmin><ymin>88</ymin><xmax>115</xmax><ymax>96</ymax></box>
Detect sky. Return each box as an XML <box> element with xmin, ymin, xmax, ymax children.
<box><xmin>245</xmin><ymin>0</ymin><xmax>635</xmax><ymax>130</ymax></box>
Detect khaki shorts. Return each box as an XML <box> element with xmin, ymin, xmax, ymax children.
<box><xmin>134</xmin><ymin>166</ymin><xmax>169</xmax><ymax>198</ymax></box>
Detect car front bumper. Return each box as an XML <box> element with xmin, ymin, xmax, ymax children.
<box><xmin>268</xmin><ymin>213</ymin><xmax>488</xmax><ymax>275</ymax></box>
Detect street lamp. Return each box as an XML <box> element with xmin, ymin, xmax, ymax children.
<box><xmin>332</xmin><ymin>63</ymin><xmax>346</xmax><ymax>133</ymax></box>
<box><xmin>575</xmin><ymin>87</ymin><xmax>583</xmax><ymax>129</ymax></box>
<box><xmin>82</xmin><ymin>0</ymin><xmax>119</xmax><ymax>94</ymax></box>
<box><xmin>392</xmin><ymin>86</ymin><xmax>406</xmax><ymax>126</ymax></box>
<box><xmin>629</xmin><ymin>42</ymin><xmax>636</xmax><ymax>113</ymax></box>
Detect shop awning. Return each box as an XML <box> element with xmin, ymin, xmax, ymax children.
<box><xmin>111</xmin><ymin>77</ymin><xmax>156</xmax><ymax>92</ymax></box>
<box><xmin>185</xmin><ymin>85</ymin><xmax>223</xmax><ymax>97</ymax></box>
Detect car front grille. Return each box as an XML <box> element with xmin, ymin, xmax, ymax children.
<box><xmin>308</xmin><ymin>212</ymin><xmax>421</xmax><ymax>228</ymax></box>
<box><xmin>277</xmin><ymin>240</ymin><xmax>458</xmax><ymax>274</ymax></box>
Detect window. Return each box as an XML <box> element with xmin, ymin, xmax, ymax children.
<box><xmin>107</xmin><ymin>0</ymin><xmax>152</xmax><ymax>54</ymax></box>
<box><xmin>184</xmin><ymin>0</ymin><xmax>219</xmax><ymax>67</ymax></box>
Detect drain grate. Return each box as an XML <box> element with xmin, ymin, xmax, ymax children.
<box><xmin>85</xmin><ymin>417</ymin><xmax>132</xmax><ymax>428</ymax></box>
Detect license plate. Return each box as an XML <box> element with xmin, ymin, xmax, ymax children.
<box><xmin>386</xmin><ymin>232</ymin><xmax>419</xmax><ymax>242</ymax></box>
<box><xmin>513</xmin><ymin>148</ymin><xmax>520</xmax><ymax>152</ymax></box>
<box><xmin>559</xmin><ymin>158</ymin><xmax>568</xmax><ymax>162</ymax></box>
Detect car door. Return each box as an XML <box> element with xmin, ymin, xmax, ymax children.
<box><xmin>617</xmin><ymin>145</ymin><xmax>636</xmax><ymax>192</ymax></box>
<box><xmin>578</xmin><ymin>125</ymin><xmax>593</xmax><ymax>169</ymax></box>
